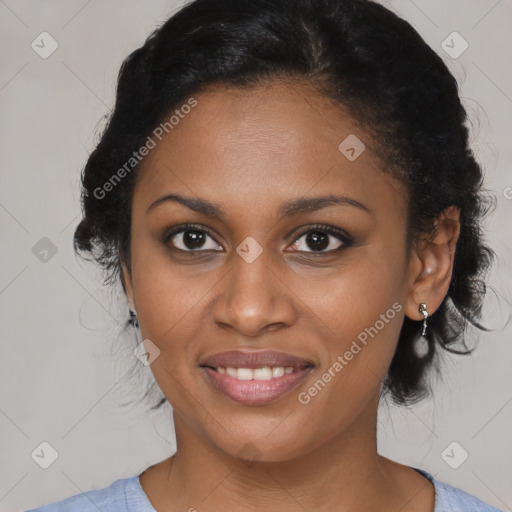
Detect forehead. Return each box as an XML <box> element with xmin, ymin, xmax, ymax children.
<box><xmin>141</xmin><ymin>81</ymin><xmax>362</xmax><ymax>170</ymax></box>
<box><xmin>134</xmin><ymin>81</ymin><xmax>405</xmax><ymax>221</ymax></box>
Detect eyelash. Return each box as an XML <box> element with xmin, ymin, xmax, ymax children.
<box><xmin>163</xmin><ymin>223</ymin><xmax>352</xmax><ymax>255</ymax></box>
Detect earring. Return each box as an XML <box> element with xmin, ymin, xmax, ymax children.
<box><xmin>418</xmin><ymin>303</ymin><xmax>428</xmax><ymax>336</ymax></box>
<box><xmin>129</xmin><ymin>309</ymin><xmax>139</xmax><ymax>328</ymax></box>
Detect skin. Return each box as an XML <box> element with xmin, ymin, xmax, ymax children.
<box><xmin>121</xmin><ymin>80</ymin><xmax>460</xmax><ymax>511</ymax></box>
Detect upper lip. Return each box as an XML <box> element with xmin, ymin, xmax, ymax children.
<box><xmin>200</xmin><ymin>350</ymin><xmax>314</xmax><ymax>370</ymax></box>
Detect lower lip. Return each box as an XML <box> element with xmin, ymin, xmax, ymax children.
<box><xmin>202</xmin><ymin>367</ymin><xmax>312</xmax><ymax>405</ymax></box>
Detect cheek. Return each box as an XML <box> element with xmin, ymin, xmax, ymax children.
<box><xmin>130</xmin><ymin>255</ymin><xmax>214</xmax><ymax>418</ymax></box>
<box><xmin>129</xmin><ymin>225</ymin><xmax>215</xmax><ymax>338</ymax></box>
<box><xmin>289</xmin><ymin>302</ymin><xmax>404</xmax><ymax>452</ymax></box>
<box><xmin>295</xmin><ymin>244</ymin><xmax>407</xmax><ymax>403</ymax></box>
<box><xmin>127</xmin><ymin>242</ymin><xmax>216</xmax><ymax>416</ymax></box>
<box><xmin>300</xmin><ymin>242</ymin><xmax>406</xmax><ymax>338</ymax></box>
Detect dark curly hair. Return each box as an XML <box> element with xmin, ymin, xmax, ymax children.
<box><xmin>73</xmin><ymin>0</ymin><xmax>494</xmax><ymax>406</ymax></box>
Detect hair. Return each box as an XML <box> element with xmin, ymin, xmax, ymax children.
<box><xmin>73</xmin><ymin>0</ymin><xmax>494</xmax><ymax>406</ymax></box>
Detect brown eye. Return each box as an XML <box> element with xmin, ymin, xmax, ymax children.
<box><xmin>165</xmin><ymin>225</ymin><xmax>223</xmax><ymax>252</ymax></box>
<box><xmin>289</xmin><ymin>225</ymin><xmax>351</xmax><ymax>253</ymax></box>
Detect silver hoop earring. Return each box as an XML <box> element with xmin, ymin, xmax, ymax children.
<box><xmin>418</xmin><ymin>303</ymin><xmax>428</xmax><ymax>336</ymax></box>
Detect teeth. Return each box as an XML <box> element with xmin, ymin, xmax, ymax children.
<box><xmin>253</xmin><ymin>366</ymin><xmax>272</xmax><ymax>380</ymax></box>
<box><xmin>272</xmin><ymin>366</ymin><xmax>285</xmax><ymax>377</ymax></box>
<box><xmin>226</xmin><ymin>367</ymin><xmax>237</xmax><ymax>378</ymax></box>
<box><xmin>216</xmin><ymin>366</ymin><xmax>295</xmax><ymax>380</ymax></box>
<box><xmin>237</xmin><ymin>368</ymin><xmax>253</xmax><ymax>380</ymax></box>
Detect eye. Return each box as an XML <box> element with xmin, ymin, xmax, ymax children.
<box><xmin>164</xmin><ymin>224</ymin><xmax>223</xmax><ymax>252</ymax></box>
<box><xmin>288</xmin><ymin>224</ymin><xmax>351</xmax><ymax>253</ymax></box>
<box><xmin>163</xmin><ymin>223</ymin><xmax>352</xmax><ymax>255</ymax></box>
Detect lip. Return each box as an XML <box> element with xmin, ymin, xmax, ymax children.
<box><xmin>200</xmin><ymin>350</ymin><xmax>314</xmax><ymax>405</ymax></box>
<box><xmin>200</xmin><ymin>350</ymin><xmax>313</xmax><ymax>370</ymax></box>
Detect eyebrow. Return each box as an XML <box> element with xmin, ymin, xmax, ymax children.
<box><xmin>146</xmin><ymin>193</ymin><xmax>370</xmax><ymax>217</ymax></box>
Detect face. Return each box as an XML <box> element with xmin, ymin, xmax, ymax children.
<box><xmin>122</xmin><ymin>81</ymin><xmax>418</xmax><ymax>462</ymax></box>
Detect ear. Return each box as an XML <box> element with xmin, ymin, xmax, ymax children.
<box><xmin>121</xmin><ymin>261</ymin><xmax>136</xmax><ymax>312</ymax></box>
<box><xmin>404</xmin><ymin>206</ymin><xmax>461</xmax><ymax>321</ymax></box>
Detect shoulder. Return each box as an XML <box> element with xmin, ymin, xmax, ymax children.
<box><xmin>433</xmin><ymin>479</ymin><xmax>504</xmax><ymax>512</ymax></box>
<box><xmin>24</xmin><ymin>475</ymin><xmax>155</xmax><ymax>512</ymax></box>
<box><xmin>415</xmin><ymin>469</ymin><xmax>504</xmax><ymax>512</ymax></box>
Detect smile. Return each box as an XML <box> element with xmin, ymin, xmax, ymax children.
<box><xmin>200</xmin><ymin>350</ymin><xmax>314</xmax><ymax>405</ymax></box>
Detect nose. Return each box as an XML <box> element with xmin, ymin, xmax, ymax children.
<box><xmin>211</xmin><ymin>248</ymin><xmax>297</xmax><ymax>337</ymax></box>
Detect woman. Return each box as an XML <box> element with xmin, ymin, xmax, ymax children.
<box><xmin>27</xmin><ymin>0</ymin><xmax>501</xmax><ymax>510</ymax></box>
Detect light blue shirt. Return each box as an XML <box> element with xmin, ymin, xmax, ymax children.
<box><xmin>25</xmin><ymin>468</ymin><xmax>503</xmax><ymax>511</ymax></box>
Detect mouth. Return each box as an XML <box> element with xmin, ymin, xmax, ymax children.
<box><xmin>199</xmin><ymin>350</ymin><xmax>314</xmax><ymax>405</ymax></box>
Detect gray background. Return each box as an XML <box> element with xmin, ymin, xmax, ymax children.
<box><xmin>0</xmin><ymin>0</ymin><xmax>511</xmax><ymax>510</ymax></box>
